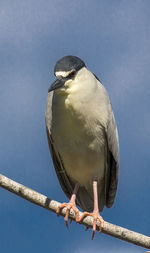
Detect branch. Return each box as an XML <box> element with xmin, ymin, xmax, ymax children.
<box><xmin>0</xmin><ymin>173</ymin><xmax>150</xmax><ymax>249</ymax></box>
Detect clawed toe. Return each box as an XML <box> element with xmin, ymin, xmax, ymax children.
<box><xmin>79</xmin><ymin>211</ymin><xmax>104</xmax><ymax>239</ymax></box>
<box><xmin>56</xmin><ymin>202</ymin><xmax>79</xmax><ymax>227</ymax></box>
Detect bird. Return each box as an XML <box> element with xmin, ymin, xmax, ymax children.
<box><xmin>45</xmin><ymin>55</ymin><xmax>119</xmax><ymax>239</ymax></box>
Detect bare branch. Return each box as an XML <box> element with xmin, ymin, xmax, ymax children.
<box><xmin>0</xmin><ymin>173</ymin><xmax>150</xmax><ymax>249</ymax></box>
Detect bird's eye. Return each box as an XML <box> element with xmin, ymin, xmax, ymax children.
<box><xmin>68</xmin><ymin>70</ymin><xmax>76</xmax><ymax>79</ymax></box>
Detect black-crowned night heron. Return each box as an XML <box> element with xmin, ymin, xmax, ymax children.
<box><xmin>45</xmin><ymin>56</ymin><xmax>119</xmax><ymax>239</ymax></box>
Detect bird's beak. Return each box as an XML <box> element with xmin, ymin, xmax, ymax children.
<box><xmin>48</xmin><ymin>77</ymin><xmax>65</xmax><ymax>93</ymax></box>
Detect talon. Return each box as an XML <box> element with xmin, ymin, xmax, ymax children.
<box><xmin>56</xmin><ymin>202</ymin><xmax>79</xmax><ymax>225</ymax></box>
<box><xmin>56</xmin><ymin>206</ymin><xmax>61</xmax><ymax>216</ymax></box>
<box><xmin>79</xmin><ymin>211</ymin><xmax>104</xmax><ymax>239</ymax></box>
<box><xmin>65</xmin><ymin>220</ymin><xmax>69</xmax><ymax>228</ymax></box>
<box><xmin>92</xmin><ymin>220</ymin><xmax>96</xmax><ymax>240</ymax></box>
<box><xmin>92</xmin><ymin>230</ymin><xmax>95</xmax><ymax>240</ymax></box>
<box><xmin>64</xmin><ymin>208</ymin><xmax>70</xmax><ymax>228</ymax></box>
<box><xmin>56</xmin><ymin>203</ymin><xmax>67</xmax><ymax>217</ymax></box>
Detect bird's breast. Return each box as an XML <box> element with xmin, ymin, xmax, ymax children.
<box><xmin>51</xmin><ymin>91</ymin><xmax>107</xmax><ymax>186</ymax></box>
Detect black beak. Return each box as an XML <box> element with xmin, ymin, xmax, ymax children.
<box><xmin>48</xmin><ymin>77</ymin><xmax>65</xmax><ymax>93</ymax></box>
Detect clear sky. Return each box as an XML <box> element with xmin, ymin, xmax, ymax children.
<box><xmin>0</xmin><ymin>0</ymin><xmax>150</xmax><ymax>252</ymax></box>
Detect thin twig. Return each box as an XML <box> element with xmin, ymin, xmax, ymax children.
<box><xmin>0</xmin><ymin>173</ymin><xmax>150</xmax><ymax>249</ymax></box>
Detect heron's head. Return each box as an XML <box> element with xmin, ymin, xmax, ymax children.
<box><xmin>48</xmin><ymin>56</ymin><xmax>86</xmax><ymax>93</ymax></box>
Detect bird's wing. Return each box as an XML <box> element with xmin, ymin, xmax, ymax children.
<box><xmin>94</xmin><ymin>75</ymin><xmax>119</xmax><ymax>210</ymax></box>
<box><xmin>45</xmin><ymin>92</ymin><xmax>74</xmax><ymax>199</ymax></box>
<box><xmin>45</xmin><ymin>92</ymin><xmax>93</xmax><ymax>211</ymax></box>
<box><xmin>104</xmin><ymin>102</ymin><xmax>119</xmax><ymax>208</ymax></box>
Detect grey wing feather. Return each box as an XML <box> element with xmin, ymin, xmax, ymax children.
<box><xmin>45</xmin><ymin>92</ymin><xmax>94</xmax><ymax>211</ymax></box>
<box><xmin>45</xmin><ymin>92</ymin><xmax>74</xmax><ymax>199</ymax></box>
<box><xmin>105</xmin><ymin>103</ymin><xmax>119</xmax><ymax>208</ymax></box>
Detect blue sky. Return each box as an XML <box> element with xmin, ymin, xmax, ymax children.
<box><xmin>0</xmin><ymin>0</ymin><xmax>150</xmax><ymax>252</ymax></box>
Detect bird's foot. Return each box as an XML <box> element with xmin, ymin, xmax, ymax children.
<box><xmin>79</xmin><ymin>211</ymin><xmax>104</xmax><ymax>239</ymax></box>
<box><xmin>56</xmin><ymin>202</ymin><xmax>79</xmax><ymax>228</ymax></box>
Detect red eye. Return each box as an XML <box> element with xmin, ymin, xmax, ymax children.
<box><xmin>69</xmin><ymin>70</ymin><xmax>76</xmax><ymax>78</ymax></box>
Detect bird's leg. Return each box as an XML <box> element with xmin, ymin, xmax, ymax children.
<box><xmin>56</xmin><ymin>183</ymin><xmax>79</xmax><ymax>227</ymax></box>
<box><xmin>79</xmin><ymin>179</ymin><xmax>104</xmax><ymax>239</ymax></box>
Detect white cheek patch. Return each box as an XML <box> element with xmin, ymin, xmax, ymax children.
<box><xmin>55</xmin><ymin>70</ymin><xmax>73</xmax><ymax>77</ymax></box>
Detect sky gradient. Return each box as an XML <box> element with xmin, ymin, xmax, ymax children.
<box><xmin>0</xmin><ymin>0</ymin><xmax>150</xmax><ymax>252</ymax></box>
